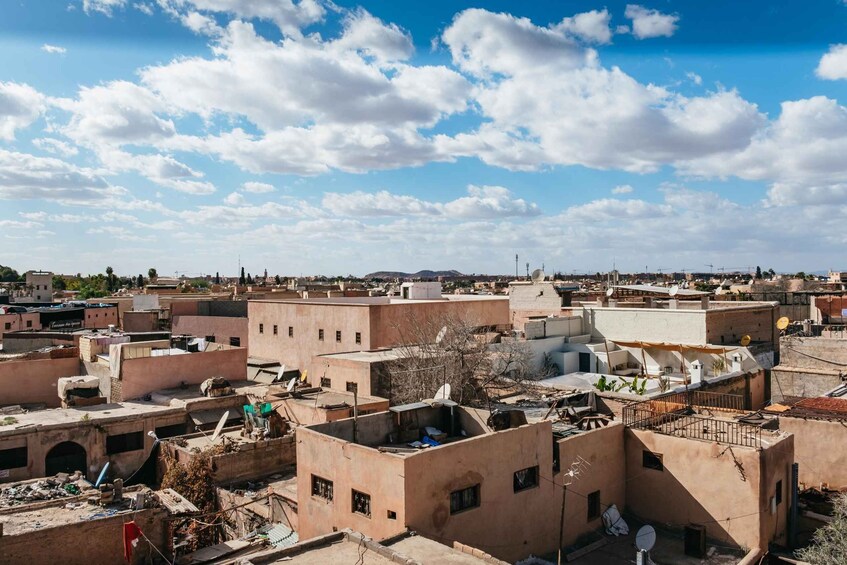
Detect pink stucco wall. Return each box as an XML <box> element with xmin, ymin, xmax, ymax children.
<box><xmin>117</xmin><ymin>346</ymin><xmax>247</xmax><ymax>400</ymax></box>
<box><xmin>172</xmin><ymin>315</ymin><xmax>249</xmax><ymax>350</ymax></box>
<box><xmin>0</xmin><ymin>357</ymin><xmax>81</xmax><ymax>408</ymax></box>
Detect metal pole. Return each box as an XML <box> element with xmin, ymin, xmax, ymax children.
<box><xmin>557</xmin><ymin>482</ymin><xmax>567</xmax><ymax>565</ymax></box>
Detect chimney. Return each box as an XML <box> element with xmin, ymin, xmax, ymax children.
<box><xmin>668</xmin><ymin>299</ymin><xmax>679</xmax><ymax>310</ymax></box>
<box><xmin>731</xmin><ymin>353</ymin><xmax>743</xmax><ymax>373</ymax></box>
<box><xmin>701</xmin><ymin>296</ymin><xmax>710</xmax><ymax>310</ymax></box>
<box><xmin>690</xmin><ymin>360</ymin><xmax>704</xmax><ymax>384</ymax></box>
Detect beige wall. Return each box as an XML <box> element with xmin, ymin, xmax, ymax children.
<box><xmin>705</xmin><ymin>305</ymin><xmax>777</xmax><ymax>349</ymax></box>
<box><xmin>308</xmin><ymin>356</ymin><xmax>376</xmax><ymax>397</ymax></box>
<box><xmin>123</xmin><ymin>310</ymin><xmax>159</xmax><ymax>332</ymax></box>
<box><xmin>83</xmin><ymin>306</ymin><xmax>119</xmax><ymax>329</ymax></box>
<box><xmin>274</xmin><ymin>396</ymin><xmax>389</xmax><ymax>427</ymax></box>
<box><xmin>625</xmin><ymin>429</ymin><xmax>792</xmax><ymax>550</ymax></box>
<box><xmin>0</xmin><ymin>357</ymin><xmax>81</xmax><ymax>408</ymax></box>
<box><xmin>778</xmin><ymin>416</ymin><xmax>847</xmax><ymax>489</ymax></box>
<box><xmin>115</xmin><ymin>346</ymin><xmax>247</xmax><ymax>401</ymax></box>
<box><xmin>172</xmin><ymin>315</ymin><xmax>248</xmax><ymax>350</ymax></box>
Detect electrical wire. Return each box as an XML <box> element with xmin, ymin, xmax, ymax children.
<box><xmin>138</xmin><ymin>528</ymin><xmax>174</xmax><ymax>565</ymax></box>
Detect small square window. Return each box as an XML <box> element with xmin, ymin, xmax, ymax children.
<box><xmin>346</xmin><ymin>382</ymin><xmax>358</xmax><ymax>393</ymax></box>
<box><xmin>514</xmin><ymin>466</ymin><xmax>539</xmax><ymax>492</ymax></box>
<box><xmin>336</xmin><ymin>330</ymin><xmax>342</xmax><ymax>342</ymax></box>
<box><xmin>311</xmin><ymin>475</ymin><xmax>333</xmax><ymax>501</ymax></box>
<box><xmin>587</xmin><ymin>490</ymin><xmax>601</xmax><ymax>521</ymax></box>
<box><xmin>643</xmin><ymin>450</ymin><xmax>663</xmax><ymax>471</ymax></box>
<box><xmin>450</xmin><ymin>485</ymin><xmax>480</xmax><ymax>514</ymax></box>
<box><xmin>230</xmin><ymin>337</ymin><xmax>241</xmax><ymax>347</ymax></box>
<box><xmin>320</xmin><ymin>377</ymin><xmax>331</xmax><ymax>388</ymax></box>
<box><xmin>26</xmin><ymin>320</ymin><xmax>32</xmax><ymax>328</ymax></box>
<box><xmin>352</xmin><ymin>489</ymin><xmax>371</xmax><ymax>518</ymax></box>
<box><xmin>259</xmin><ymin>323</ymin><xmax>264</xmax><ymax>334</ymax></box>
<box><xmin>775</xmin><ymin>480</ymin><xmax>783</xmax><ymax>505</ymax></box>
<box><xmin>3</xmin><ymin>323</ymin><xmax>9</xmax><ymax>330</ymax></box>
<box><xmin>318</xmin><ymin>329</ymin><xmax>324</xmax><ymax>341</ymax></box>
<box><xmin>288</xmin><ymin>326</ymin><xmax>293</xmax><ymax>337</ymax></box>
<box><xmin>273</xmin><ymin>325</ymin><xmax>278</xmax><ymax>335</ymax></box>
<box><xmin>387</xmin><ymin>510</ymin><xmax>397</xmax><ymax>520</ymax></box>
<box><xmin>355</xmin><ymin>332</ymin><xmax>361</xmax><ymax>345</ymax></box>
<box><xmin>205</xmin><ymin>335</ymin><xmax>215</xmax><ymax>343</ymax></box>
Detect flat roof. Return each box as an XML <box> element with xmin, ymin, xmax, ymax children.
<box><xmin>272</xmin><ymin>388</ymin><xmax>385</xmax><ymax>408</ymax></box>
<box><xmin>613</xmin><ymin>284</ymin><xmax>710</xmax><ymax>296</ymax></box>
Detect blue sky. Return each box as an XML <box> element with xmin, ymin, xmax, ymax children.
<box><xmin>2</xmin><ymin>0</ymin><xmax>847</xmax><ymax>277</ymax></box>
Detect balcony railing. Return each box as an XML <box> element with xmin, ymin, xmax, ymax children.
<box><xmin>622</xmin><ymin>390</ymin><xmax>761</xmax><ymax>448</ymax></box>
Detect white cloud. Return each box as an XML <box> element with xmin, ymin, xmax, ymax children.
<box><xmin>240</xmin><ymin>181</ymin><xmax>275</xmax><ymax>193</ymax></box>
<box><xmin>97</xmin><ymin>149</ymin><xmax>216</xmax><ymax>194</ymax></box>
<box><xmin>332</xmin><ymin>9</ymin><xmax>414</xmax><ymax>62</ymax></box>
<box><xmin>134</xmin><ymin>2</ymin><xmax>153</xmax><ymax>15</ymax></box>
<box><xmin>686</xmin><ymin>72</ymin><xmax>703</xmax><ymax>85</ymax></box>
<box><xmin>32</xmin><ymin>138</ymin><xmax>79</xmax><ymax>157</ymax></box>
<box><xmin>612</xmin><ymin>184</ymin><xmax>634</xmax><ymax>194</ymax></box>
<box><xmin>159</xmin><ymin>0</ymin><xmax>325</xmax><ymax>37</ymax></box>
<box><xmin>563</xmin><ymin>198</ymin><xmax>671</xmax><ymax>222</ymax></box>
<box><xmin>83</xmin><ymin>0</ymin><xmax>126</xmax><ymax>16</ymax></box>
<box><xmin>41</xmin><ymin>44</ymin><xmax>67</xmax><ymax>55</ymax></box>
<box><xmin>816</xmin><ymin>44</ymin><xmax>847</xmax><ymax>80</ymax></box>
<box><xmin>624</xmin><ymin>5</ymin><xmax>679</xmax><ymax>39</ymax></box>
<box><xmin>322</xmin><ymin>185</ymin><xmax>540</xmax><ymax>219</ymax></box>
<box><xmin>555</xmin><ymin>9</ymin><xmax>613</xmax><ymax>45</ymax></box>
<box><xmin>223</xmin><ymin>191</ymin><xmax>245</xmax><ymax>205</ymax></box>
<box><xmin>0</xmin><ymin>82</ymin><xmax>46</xmax><ymax>140</ymax></box>
<box><xmin>0</xmin><ymin>149</ymin><xmax>118</xmax><ymax>202</ymax></box>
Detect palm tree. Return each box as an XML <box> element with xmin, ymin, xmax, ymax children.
<box><xmin>148</xmin><ymin>268</ymin><xmax>158</xmax><ymax>282</ymax></box>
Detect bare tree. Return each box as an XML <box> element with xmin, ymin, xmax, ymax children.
<box><xmin>797</xmin><ymin>492</ymin><xmax>847</xmax><ymax>564</ymax></box>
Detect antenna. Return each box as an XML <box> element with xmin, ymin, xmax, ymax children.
<box><xmin>668</xmin><ymin>285</ymin><xmax>679</xmax><ymax>297</ymax></box>
<box><xmin>531</xmin><ymin>269</ymin><xmax>545</xmax><ymax>283</ymax></box>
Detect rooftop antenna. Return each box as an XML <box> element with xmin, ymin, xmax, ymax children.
<box><xmin>526</xmin><ymin>262</ymin><xmax>530</xmax><ymax>279</ymax></box>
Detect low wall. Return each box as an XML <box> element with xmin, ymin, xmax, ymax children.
<box><xmin>0</xmin><ymin>356</ymin><xmax>81</xmax><ymax>408</ymax></box>
<box><xmin>771</xmin><ymin>368</ymin><xmax>843</xmax><ymax>401</ymax></box>
<box><xmin>777</xmin><ymin>416</ymin><xmax>847</xmax><ymax>489</ymax></box>
<box><xmin>169</xmin><ymin>434</ymin><xmax>297</xmax><ymax>485</ymax></box>
<box><xmin>0</xmin><ymin>504</ymin><xmax>168</xmax><ymax>565</ymax></box>
<box><xmin>172</xmin><ymin>315</ymin><xmax>249</xmax><ymax>350</ymax></box>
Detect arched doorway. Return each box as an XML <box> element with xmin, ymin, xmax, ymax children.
<box><xmin>45</xmin><ymin>441</ymin><xmax>87</xmax><ymax>477</ymax></box>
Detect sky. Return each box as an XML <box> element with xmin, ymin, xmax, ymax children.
<box><xmin>2</xmin><ymin>1</ymin><xmax>847</xmax><ymax>278</ymax></box>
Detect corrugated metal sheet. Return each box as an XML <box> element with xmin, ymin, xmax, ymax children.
<box><xmin>266</xmin><ymin>523</ymin><xmax>298</xmax><ymax>548</ymax></box>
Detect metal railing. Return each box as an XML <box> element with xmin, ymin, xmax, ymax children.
<box><xmin>623</xmin><ymin>390</ymin><xmax>761</xmax><ymax>448</ymax></box>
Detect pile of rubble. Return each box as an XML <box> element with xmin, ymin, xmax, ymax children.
<box><xmin>0</xmin><ymin>472</ymin><xmax>90</xmax><ymax>508</ymax></box>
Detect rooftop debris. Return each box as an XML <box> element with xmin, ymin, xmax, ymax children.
<box><xmin>0</xmin><ymin>472</ymin><xmax>89</xmax><ymax>508</ymax></box>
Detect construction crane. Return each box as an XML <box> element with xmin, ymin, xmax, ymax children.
<box><xmin>704</xmin><ymin>263</ymin><xmax>714</xmax><ymax>274</ymax></box>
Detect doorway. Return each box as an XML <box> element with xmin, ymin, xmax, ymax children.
<box><xmin>45</xmin><ymin>441</ymin><xmax>87</xmax><ymax>477</ymax></box>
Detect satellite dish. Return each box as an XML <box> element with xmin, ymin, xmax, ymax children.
<box><xmin>740</xmin><ymin>335</ymin><xmax>752</xmax><ymax>346</ymax></box>
<box><xmin>276</xmin><ymin>364</ymin><xmax>286</xmax><ymax>382</ymax></box>
<box><xmin>210</xmin><ymin>410</ymin><xmax>230</xmax><ymax>443</ymax></box>
<box><xmin>300</xmin><ymin>369</ymin><xmax>308</xmax><ymax>382</ymax></box>
<box><xmin>531</xmin><ymin>269</ymin><xmax>545</xmax><ymax>283</ymax></box>
<box><xmin>434</xmin><ymin>383</ymin><xmax>451</xmax><ymax>400</ymax></box>
<box><xmin>715</xmin><ymin>287</ymin><xmax>724</xmax><ymax>296</ymax></box>
<box><xmin>605</xmin><ymin>288</ymin><xmax>614</xmax><ymax>297</ymax></box>
<box><xmin>776</xmin><ymin>317</ymin><xmax>790</xmax><ymax>330</ymax></box>
<box><xmin>286</xmin><ymin>377</ymin><xmax>298</xmax><ymax>392</ymax></box>
<box><xmin>669</xmin><ymin>285</ymin><xmax>679</xmax><ymax>297</ymax></box>
<box><xmin>635</xmin><ymin>525</ymin><xmax>656</xmax><ymax>552</ymax></box>
<box><xmin>435</xmin><ymin>326</ymin><xmax>448</xmax><ymax>344</ymax></box>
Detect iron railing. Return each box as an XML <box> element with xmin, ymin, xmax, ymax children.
<box><xmin>623</xmin><ymin>390</ymin><xmax>761</xmax><ymax>448</ymax></box>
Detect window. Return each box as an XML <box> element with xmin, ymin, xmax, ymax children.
<box><xmin>352</xmin><ymin>489</ymin><xmax>371</xmax><ymax>517</ymax></box>
<box><xmin>320</xmin><ymin>377</ymin><xmax>332</xmax><ymax>388</ymax></box>
<box><xmin>4</xmin><ymin>323</ymin><xmax>10</xmax><ymax>330</ymax></box>
<box><xmin>311</xmin><ymin>475</ymin><xmax>333</xmax><ymax>501</ymax></box>
<box><xmin>106</xmin><ymin>431</ymin><xmax>144</xmax><ymax>454</ymax></box>
<box><xmin>450</xmin><ymin>485</ymin><xmax>480</xmax><ymax>514</ymax></box>
<box><xmin>587</xmin><ymin>490</ymin><xmax>601</xmax><ymax>521</ymax></box>
<box><xmin>346</xmin><ymin>381</ymin><xmax>358</xmax><ymax>393</ymax></box>
<box><xmin>230</xmin><ymin>337</ymin><xmax>241</xmax><ymax>347</ymax></box>
<box><xmin>642</xmin><ymin>450</ymin><xmax>663</xmax><ymax>471</ymax></box>
<box><xmin>355</xmin><ymin>332</ymin><xmax>361</xmax><ymax>345</ymax></box>
<box><xmin>155</xmin><ymin>423</ymin><xmax>187</xmax><ymax>439</ymax></box>
<box><xmin>0</xmin><ymin>446</ymin><xmax>27</xmax><ymax>470</ymax></box>
<box><xmin>775</xmin><ymin>480</ymin><xmax>783</xmax><ymax>505</ymax></box>
<box><xmin>205</xmin><ymin>335</ymin><xmax>215</xmax><ymax>343</ymax></box>
<box><xmin>387</xmin><ymin>510</ymin><xmax>397</xmax><ymax>520</ymax></box>
<box><xmin>514</xmin><ymin>466</ymin><xmax>539</xmax><ymax>492</ymax></box>
<box><xmin>288</xmin><ymin>326</ymin><xmax>293</xmax><ymax>338</ymax></box>
<box><xmin>318</xmin><ymin>329</ymin><xmax>324</xmax><ymax>341</ymax></box>
<box><xmin>553</xmin><ymin>441</ymin><xmax>561</xmax><ymax>473</ymax></box>
<box><xmin>336</xmin><ymin>330</ymin><xmax>342</xmax><ymax>342</ymax></box>
<box><xmin>273</xmin><ymin>325</ymin><xmax>278</xmax><ymax>335</ymax></box>
<box><xmin>259</xmin><ymin>323</ymin><xmax>264</xmax><ymax>334</ymax></box>
<box><xmin>26</xmin><ymin>320</ymin><xmax>32</xmax><ymax>328</ymax></box>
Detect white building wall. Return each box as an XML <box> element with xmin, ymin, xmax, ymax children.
<box><xmin>580</xmin><ymin>307</ymin><xmax>708</xmax><ymax>345</ymax></box>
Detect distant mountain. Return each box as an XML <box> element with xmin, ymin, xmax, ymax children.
<box><xmin>364</xmin><ymin>269</ymin><xmax>465</xmax><ymax>279</ymax></box>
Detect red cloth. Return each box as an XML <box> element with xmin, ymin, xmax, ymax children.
<box><xmin>123</xmin><ymin>521</ymin><xmax>143</xmax><ymax>562</ymax></box>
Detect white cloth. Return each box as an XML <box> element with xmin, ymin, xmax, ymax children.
<box><xmin>602</xmin><ymin>504</ymin><xmax>629</xmax><ymax>536</ymax></box>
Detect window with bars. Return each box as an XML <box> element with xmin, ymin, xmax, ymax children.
<box><xmin>336</xmin><ymin>330</ymin><xmax>342</xmax><ymax>342</ymax></box>
<box><xmin>346</xmin><ymin>382</ymin><xmax>358</xmax><ymax>393</ymax></box>
<box><xmin>311</xmin><ymin>475</ymin><xmax>333</xmax><ymax>501</ymax></box>
<box><xmin>355</xmin><ymin>332</ymin><xmax>361</xmax><ymax>345</ymax></box>
<box><xmin>288</xmin><ymin>326</ymin><xmax>293</xmax><ymax>337</ymax></box>
<box><xmin>318</xmin><ymin>329</ymin><xmax>324</xmax><ymax>341</ymax></box>
<box><xmin>259</xmin><ymin>323</ymin><xmax>264</xmax><ymax>334</ymax></box>
<box><xmin>513</xmin><ymin>466</ymin><xmax>539</xmax><ymax>492</ymax></box>
<box><xmin>273</xmin><ymin>325</ymin><xmax>278</xmax><ymax>335</ymax></box>
<box><xmin>352</xmin><ymin>490</ymin><xmax>371</xmax><ymax>517</ymax></box>
<box><xmin>450</xmin><ymin>484</ymin><xmax>480</xmax><ymax>514</ymax></box>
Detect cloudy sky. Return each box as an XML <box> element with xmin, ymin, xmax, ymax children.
<box><xmin>2</xmin><ymin>0</ymin><xmax>847</xmax><ymax>277</ymax></box>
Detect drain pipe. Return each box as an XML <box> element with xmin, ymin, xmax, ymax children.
<box><xmin>789</xmin><ymin>462</ymin><xmax>799</xmax><ymax>549</ymax></box>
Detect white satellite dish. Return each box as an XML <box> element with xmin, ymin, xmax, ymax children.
<box><xmin>605</xmin><ymin>287</ymin><xmax>614</xmax><ymax>297</ymax></box>
<box><xmin>434</xmin><ymin>383</ymin><xmax>451</xmax><ymax>400</ymax></box>
<box><xmin>286</xmin><ymin>377</ymin><xmax>298</xmax><ymax>392</ymax></box>
<box><xmin>435</xmin><ymin>326</ymin><xmax>448</xmax><ymax>344</ymax></box>
<box><xmin>210</xmin><ymin>410</ymin><xmax>230</xmax><ymax>443</ymax></box>
<box><xmin>275</xmin><ymin>364</ymin><xmax>286</xmax><ymax>382</ymax></box>
<box><xmin>635</xmin><ymin>525</ymin><xmax>656</xmax><ymax>552</ymax></box>
<box><xmin>530</xmin><ymin>269</ymin><xmax>545</xmax><ymax>283</ymax></box>
<box><xmin>668</xmin><ymin>285</ymin><xmax>679</xmax><ymax>297</ymax></box>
